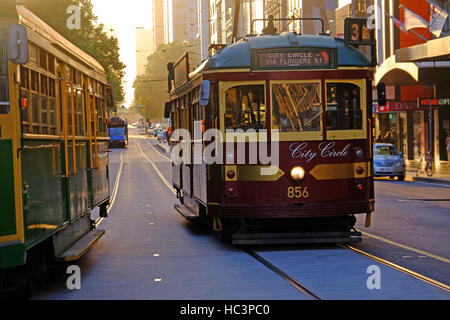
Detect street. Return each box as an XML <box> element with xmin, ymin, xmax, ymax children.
<box><xmin>32</xmin><ymin>130</ymin><xmax>450</xmax><ymax>300</ymax></box>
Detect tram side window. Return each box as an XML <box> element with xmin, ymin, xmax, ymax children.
<box><xmin>272</xmin><ymin>82</ymin><xmax>321</xmax><ymax>132</ymax></box>
<box><xmin>225</xmin><ymin>85</ymin><xmax>265</xmax><ymax>131</ymax></box>
<box><xmin>326</xmin><ymin>83</ymin><xmax>362</xmax><ymax>131</ymax></box>
<box><xmin>0</xmin><ymin>37</ymin><xmax>9</xmax><ymax>114</ymax></box>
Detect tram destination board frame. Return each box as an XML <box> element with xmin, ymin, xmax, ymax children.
<box><xmin>252</xmin><ymin>47</ymin><xmax>337</xmax><ymax>70</ymax></box>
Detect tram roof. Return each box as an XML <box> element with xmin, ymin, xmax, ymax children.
<box><xmin>17</xmin><ymin>5</ymin><xmax>106</xmax><ymax>75</ymax></box>
<box><xmin>203</xmin><ymin>33</ymin><xmax>372</xmax><ymax>71</ymax></box>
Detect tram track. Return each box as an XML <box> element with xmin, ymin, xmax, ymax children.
<box><xmin>245</xmin><ymin>249</ymin><xmax>323</xmax><ymax>300</ymax></box>
<box><xmin>140</xmin><ymin>137</ymin><xmax>450</xmax><ymax>297</ymax></box>
<box><xmin>95</xmin><ymin>150</ymin><xmax>124</xmax><ymax>227</ymax></box>
<box><xmin>339</xmin><ymin>244</ymin><xmax>450</xmax><ymax>292</ymax></box>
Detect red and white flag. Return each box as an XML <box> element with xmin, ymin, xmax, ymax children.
<box><xmin>401</xmin><ymin>4</ymin><xmax>429</xmax><ymax>30</ymax></box>
<box><xmin>386</xmin><ymin>12</ymin><xmax>408</xmax><ymax>34</ymax></box>
<box><xmin>427</xmin><ymin>0</ymin><xmax>449</xmax><ymax>37</ymax></box>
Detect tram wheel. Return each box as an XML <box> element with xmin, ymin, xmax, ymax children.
<box><xmin>213</xmin><ymin>218</ymin><xmax>240</xmax><ymax>243</ymax></box>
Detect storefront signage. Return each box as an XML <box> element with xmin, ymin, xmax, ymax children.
<box><xmin>255</xmin><ymin>50</ymin><xmax>334</xmax><ymax>69</ymax></box>
<box><xmin>419</xmin><ymin>98</ymin><xmax>450</xmax><ymax>107</ymax></box>
<box><xmin>376</xmin><ymin>101</ymin><xmax>419</xmax><ymax>112</ymax></box>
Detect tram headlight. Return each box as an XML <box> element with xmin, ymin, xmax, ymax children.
<box><xmin>290</xmin><ymin>166</ymin><xmax>305</xmax><ymax>181</ymax></box>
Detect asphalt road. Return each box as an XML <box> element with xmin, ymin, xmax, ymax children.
<box><xmin>32</xmin><ymin>131</ymin><xmax>450</xmax><ymax>300</ymax></box>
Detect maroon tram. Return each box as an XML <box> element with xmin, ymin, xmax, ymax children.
<box><xmin>165</xmin><ymin>20</ymin><xmax>379</xmax><ymax>244</ymax></box>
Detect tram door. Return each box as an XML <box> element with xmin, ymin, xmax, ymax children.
<box><xmin>0</xmin><ymin>41</ymin><xmax>20</xmax><ymax>241</ymax></box>
<box><xmin>181</xmin><ymin>104</ymin><xmax>193</xmax><ymax>196</ymax></box>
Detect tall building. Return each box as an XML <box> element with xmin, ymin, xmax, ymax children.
<box><xmin>136</xmin><ymin>28</ymin><xmax>154</xmax><ymax>76</ymax></box>
<box><xmin>163</xmin><ymin>0</ymin><xmax>199</xmax><ymax>44</ymax></box>
<box><xmin>161</xmin><ymin>0</ymin><xmax>201</xmax><ymax>66</ymax></box>
<box><xmin>198</xmin><ymin>0</ymin><xmax>210</xmax><ymax>60</ymax></box>
<box><xmin>153</xmin><ymin>0</ymin><xmax>165</xmax><ymax>50</ymax></box>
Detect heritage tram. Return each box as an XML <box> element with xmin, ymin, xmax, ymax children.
<box><xmin>0</xmin><ymin>4</ymin><xmax>111</xmax><ymax>294</ymax></box>
<box><xmin>108</xmin><ymin>116</ymin><xmax>128</xmax><ymax>148</ymax></box>
<box><xmin>166</xmin><ymin>18</ymin><xmax>378</xmax><ymax>244</ymax></box>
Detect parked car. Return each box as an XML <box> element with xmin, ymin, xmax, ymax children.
<box><xmin>157</xmin><ymin>130</ymin><xmax>167</xmax><ymax>142</ymax></box>
<box><xmin>373</xmin><ymin>143</ymin><xmax>405</xmax><ymax>181</ymax></box>
<box><xmin>153</xmin><ymin>128</ymin><xmax>162</xmax><ymax>137</ymax></box>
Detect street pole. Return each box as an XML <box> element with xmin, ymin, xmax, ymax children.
<box><xmin>429</xmin><ymin>99</ymin><xmax>433</xmax><ymax>156</ymax></box>
<box><xmin>232</xmin><ymin>0</ymin><xmax>241</xmax><ymax>43</ymax></box>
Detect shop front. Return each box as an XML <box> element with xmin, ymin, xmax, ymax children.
<box><xmin>375</xmin><ymin>101</ymin><xmax>423</xmax><ymax>161</ymax></box>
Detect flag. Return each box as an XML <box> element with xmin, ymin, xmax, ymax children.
<box><xmin>427</xmin><ymin>0</ymin><xmax>449</xmax><ymax>37</ymax></box>
<box><xmin>386</xmin><ymin>12</ymin><xmax>408</xmax><ymax>34</ymax></box>
<box><xmin>401</xmin><ymin>4</ymin><xmax>429</xmax><ymax>30</ymax></box>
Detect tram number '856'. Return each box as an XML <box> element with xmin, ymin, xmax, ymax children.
<box><xmin>287</xmin><ymin>186</ymin><xmax>309</xmax><ymax>199</ymax></box>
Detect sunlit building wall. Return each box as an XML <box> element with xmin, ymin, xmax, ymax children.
<box><xmin>153</xmin><ymin>0</ymin><xmax>165</xmax><ymax>50</ymax></box>
<box><xmin>136</xmin><ymin>28</ymin><xmax>154</xmax><ymax>76</ymax></box>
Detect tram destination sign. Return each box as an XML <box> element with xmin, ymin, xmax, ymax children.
<box><xmin>254</xmin><ymin>49</ymin><xmax>335</xmax><ymax>70</ymax></box>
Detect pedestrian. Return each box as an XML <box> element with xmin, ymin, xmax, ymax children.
<box><xmin>384</xmin><ymin>131</ymin><xmax>394</xmax><ymax>144</ymax></box>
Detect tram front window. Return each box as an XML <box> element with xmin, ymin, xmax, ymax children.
<box><xmin>225</xmin><ymin>85</ymin><xmax>266</xmax><ymax>131</ymax></box>
<box><xmin>272</xmin><ymin>82</ymin><xmax>321</xmax><ymax>132</ymax></box>
<box><xmin>0</xmin><ymin>34</ymin><xmax>9</xmax><ymax>114</ymax></box>
<box><xmin>326</xmin><ymin>83</ymin><xmax>362</xmax><ymax>130</ymax></box>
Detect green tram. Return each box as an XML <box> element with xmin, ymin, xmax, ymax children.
<box><xmin>0</xmin><ymin>4</ymin><xmax>111</xmax><ymax>294</ymax></box>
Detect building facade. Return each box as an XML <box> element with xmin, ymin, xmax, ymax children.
<box><xmin>153</xmin><ymin>0</ymin><xmax>165</xmax><ymax>50</ymax></box>
<box><xmin>373</xmin><ymin>0</ymin><xmax>450</xmax><ymax>163</ymax></box>
<box><xmin>136</xmin><ymin>28</ymin><xmax>154</xmax><ymax>77</ymax></box>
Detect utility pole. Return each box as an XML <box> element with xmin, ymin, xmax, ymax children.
<box><xmin>232</xmin><ymin>0</ymin><xmax>241</xmax><ymax>42</ymax></box>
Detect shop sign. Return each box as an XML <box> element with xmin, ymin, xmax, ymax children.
<box><xmin>376</xmin><ymin>101</ymin><xmax>418</xmax><ymax>112</ymax></box>
<box><xmin>419</xmin><ymin>98</ymin><xmax>450</xmax><ymax>107</ymax></box>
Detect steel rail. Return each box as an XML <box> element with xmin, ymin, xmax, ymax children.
<box><xmin>95</xmin><ymin>150</ymin><xmax>124</xmax><ymax>227</ymax></box>
<box><xmin>245</xmin><ymin>249</ymin><xmax>323</xmax><ymax>300</ymax></box>
<box><xmin>339</xmin><ymin>244</ymin><xmax>450</xmax><ymax>292</ymax></box>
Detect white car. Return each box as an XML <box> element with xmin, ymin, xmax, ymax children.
<box><xmin>373</xmin><ymin>143</ymin><xmax>405</xmax><ymax>181</ymax></box>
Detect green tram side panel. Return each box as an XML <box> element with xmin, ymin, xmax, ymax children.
<box><xmin>21</xmin><ymin>139</ymin><xmax>65</xmax><ymax>246</ymax></box>
<box><xmin>0</xmin><ymin>140</ymin><xmax>17</xmax><ymax>236</ymax></box>
<box><xmin>88</xmin><ymin>141</ymin><xmax>110</xmax><ymax>207</ymax></box>
<box><xmin>204</xmin><ymin>34</ymin><xmax>372</xmax><ymax>71</ymax></box>
<box><xmin>67</xmin><ymin>141</ymin><xmax>89</xmax><ymax>220</ymax></box>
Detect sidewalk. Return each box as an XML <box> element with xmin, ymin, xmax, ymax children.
<box><xmin>405</xmin><ymin>160</ymin><xmax>450</xmax><ymax>186</ymax></box>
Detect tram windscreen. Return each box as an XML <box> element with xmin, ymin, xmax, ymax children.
<box><xmin>326</xmin><ymin>83</ymin><xmax>362</xmax><ymax>130</ymax></box>
<box><xmin>225</xmin><ymin>85</ymin><xmax>266</xmax><ymax>130</ymax></box>
<box><xmin>109</xmin><ymin>127</ymin><xmax>126</xmax><ymax>140</ymax></box>
<box><xmin>0</xmin><ymin>36</ymin><xmax>9</xmax><ymax>114</ymax></box>
<box><xmin>374</xmin><ymin>145</ymin><xmax>398</xmax><ymax>156</ymax></box>
<box><xmin>272</xmin><ymin>82</ymin><xmax>321</xmax><ymax>132</ymax></box>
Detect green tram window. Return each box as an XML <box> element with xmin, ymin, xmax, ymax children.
<box><xmin>272</xmin><ymin>82</ymin><xmax>321</xmax><ymax>132</ymax></box>
<box><xmin>0</xmin><ymin>35</ymin><xmax>10</xmax><ymax>114</ymax></box>
<box><xmin>326</xmin><ymin>83</ymin><xmax>362</xmax><ymax>131</ymax></box>
<box><xmin>225</xmin><ymin>85</ymin><xmax>266</xmax><ymax>131</ymax></box>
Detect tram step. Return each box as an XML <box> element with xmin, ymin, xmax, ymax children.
<box><xmin>174</xmin><ymin>204</ymin><xmax>200</xmax><ymax>221</ymax></box>
<box><xmin>57</xmin><ymin>229</ymin><xmax>105</xmax><ymax>262</ymax></box>
<box><xmin>232</xmin><ymin>231</ymin><xmax>362</xmax><ymax>245</ymax></box>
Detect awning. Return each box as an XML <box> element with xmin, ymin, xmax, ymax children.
<box><xmin>395</xmin><ymin>36</ymin><xmax>450</xmax><ymax>62</ymax></box>
<box><xmin>375</xmin><ymin>55</ymin><xmax>419</xmax><ymax>85</ymax></box>
<box><xmin>375</xmin><ymin>36</ymin><xmax>450</xmax><ymax>86</ymax></box>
